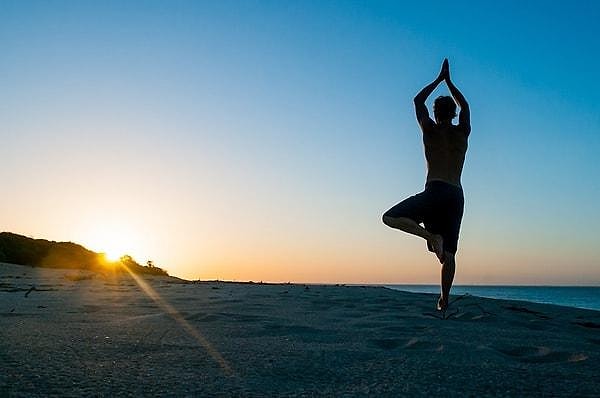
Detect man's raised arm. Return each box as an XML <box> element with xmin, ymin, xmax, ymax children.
<box><xmin>414</xmin><ymin>59</ymin><xmax>447</xmax><ymax>128</ymax></box>
<box><xmin>445</xmin><ymin>67</ymin><xmax>470</xmax><ymax>134</ymax></box>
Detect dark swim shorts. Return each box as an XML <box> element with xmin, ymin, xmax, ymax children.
<box><xmin>383</xmin><ymin>181</ymin><xmax>464</xmax><ymax>254</ymax></box>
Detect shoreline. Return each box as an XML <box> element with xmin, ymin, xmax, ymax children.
<box><xmin>383</xmin><ymin>284</ymin><xmax>600</xmax><ymax>312</ymax></box>
<box><xmin>2</xmin><ymin>261</ymin><xmax>599</xmax><ymax>312</ymax></box>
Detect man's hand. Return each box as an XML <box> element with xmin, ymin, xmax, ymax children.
<box><xmin>438</xmin><ymin>58</ymin><xmax>449</xmax><ymax>82</ymax></box>
<box><xmin>414</xmin><ymin>58</ymin><xmax>450</xmax><ymax>127</ymax></box>
<box><xmin>443</xmin><ymin>59</ymin><xmax>470</xmax><ymax>134</ymax></box>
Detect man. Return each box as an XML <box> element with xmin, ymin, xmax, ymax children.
<box><xmin>382</xmin><ymin>59</ymin><xmax>470</xmax><ymax>312</ymax></box>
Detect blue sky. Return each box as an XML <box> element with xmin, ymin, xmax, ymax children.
<box><xmin>1</xmin><ymin>1</ymin><xmax>599</xmax><ymax>283</ymax></box>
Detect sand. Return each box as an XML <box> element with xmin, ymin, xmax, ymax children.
<box><xmin>1</xmin><ymin>262</ymin><xmax>599</xmax><ymax>397</ymax></box>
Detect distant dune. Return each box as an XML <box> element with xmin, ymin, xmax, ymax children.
<box><xmin>0</xmin><ymin>232</ymin><xmax>167</xmax><ymax>276</ymax></box>
<box><xmin>1</xmin><ymin>263</ymin><xmax>599</xmax><ymax>396</ymax></box>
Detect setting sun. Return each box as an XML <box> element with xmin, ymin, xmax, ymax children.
<box><xmin>80</xmin><ymin>222</ymin><xmax>143</xmax><ymax>263</ymax></box>
<box><xmin>104</xmin><ymin>248</ymin><xmax>125</xmax><ymax>262</ymax></box>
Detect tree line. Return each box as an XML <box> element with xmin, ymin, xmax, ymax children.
<box><xmin>0</xmin><ymin>232</ymin><xmax>168</xmax><ymax>276</ymax></box>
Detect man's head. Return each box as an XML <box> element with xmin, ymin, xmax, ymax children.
<box><xmin>433</xmin><ymin>96</ymin><xmax>457</xmax><ymax>124</ymax></box>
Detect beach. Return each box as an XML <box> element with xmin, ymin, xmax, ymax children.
<box><xmin>1</xmin><ymin>262</ymin><xmax>599</xmax><ymax>397</ymax></box>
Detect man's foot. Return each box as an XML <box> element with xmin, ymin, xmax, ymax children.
<box><xmin>427</xmin><ymin>234</ymin><xmax>445</xmax><ymax>263</ymax></box>
<box><xmin>437</xmin><ymin>296</ymin><xmax>448</xmax><ymax>312</ymax></box>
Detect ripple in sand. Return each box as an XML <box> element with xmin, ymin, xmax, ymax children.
<box><xmin>493</xmin><ymin>345</ymin><xmax>585</xmax><ymax>364</ymax></box>
<box><xmin>370</xmin><ymin>338</ymin><xmax>403</xmax><ymax>350</ymax></box>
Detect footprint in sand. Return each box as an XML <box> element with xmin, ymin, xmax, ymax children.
<box><xmin>354</xmin><ymin>321</ymin><xmax>388</xmax><ymax>329</ymax></box>
<box><xmin>493</xmin><ymin>345</ymin><xmax>587</xmax><ymax>363</ymax></box>
<box><xmin>370</xmin><ymin>338</ymin><xmax>403</xmax><ymax>350</ymax></box>
<box><xmin>573</xmin><ymin>321</ymin><xmax>600</xmax><ymax>329</ymax></box>
<box><xmin>370</xmin><ymin>337</ymin><xmax>440</xmax><ymax>351</ymax></box>
<box><xmin>587</xmin><ymin>338</ymin><xmax>600</xmax><ymax>346</ymax></box>
<box><xmin>218</xmin><ymin>312</ymin><xmax>265</xmax><ymax>323</ymax></box>
<box><xmin>381</xmin><ymin>325</ymin><xmax>409</xmax><ymax>333</ymax></box>
<box><xmin>185</xmin><ymin>312</ymin><xmax>220</xmax><ymax>322</ymax></box>
<box><xmin>81</xmin><ymin>304</ymin><xmax>103</xmax><ymax>313</ymax></box>
<box><xmin>403</xmin><ymin>337</ymin><xmax>438</xmax><ymax>350</ymax></box>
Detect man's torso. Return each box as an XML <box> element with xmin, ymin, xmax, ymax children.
<box><xmin>422</xmin><ymin>123</ymin><xmax>468</xmax><ymax>187</ymax></box>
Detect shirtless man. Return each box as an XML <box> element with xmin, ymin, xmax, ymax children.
<box><xmin>382</xmin><ymin>59</ymin><xmax>470</xmax><ymax>311</ymax></box>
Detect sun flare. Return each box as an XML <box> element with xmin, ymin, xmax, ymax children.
<box><xmin>81</xmin><ymin>222</ymin><xmax>142</xmax><ymax>264</ymax></box>
<box><xmin>104</xmin><ymin>248</ymin><xmax>124</xmax><ymax>262</ymax></box>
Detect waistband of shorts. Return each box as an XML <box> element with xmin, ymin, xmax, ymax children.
<box><xmin>425</xmin><ymin>180</ymin><xmax>463</xmax><ymax>191</ymax></box>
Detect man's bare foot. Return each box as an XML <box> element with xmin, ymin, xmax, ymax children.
<box><xmin>427</xmin><ymin>234</ymin><xmax>445</xmax><ymax>263</ymax></box>
<box><xmin>437</xmin><ymin>296</ymin><xmax>448</xmax><ymax>312</ymax></box>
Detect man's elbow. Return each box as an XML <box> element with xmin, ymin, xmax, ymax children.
<box><xmin>413</xmin><ymin>97</ymin><xmax>425</xmax><ymax>107</ymax></box>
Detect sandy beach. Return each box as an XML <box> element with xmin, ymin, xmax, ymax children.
<box><xmin>1</xmin><ymin>262</ymin><xmax>599</xmax><ymax>397</ymax></box>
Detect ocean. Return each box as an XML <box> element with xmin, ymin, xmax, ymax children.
<box><xmin>384</xmin><ymin>285</ymin><xmax>600</xmax><ymax>311</ymax></box>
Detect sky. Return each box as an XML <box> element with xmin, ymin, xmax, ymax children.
<box><xmin>1</xmin><ymin>1</ymin><xmax>599</xmax><ymax>284</ymax></box>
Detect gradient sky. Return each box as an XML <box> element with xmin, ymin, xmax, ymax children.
<box><xmin>1</xmin><ymin>1</ymin><xmax>599</xmax><ymax>284</ymax></box>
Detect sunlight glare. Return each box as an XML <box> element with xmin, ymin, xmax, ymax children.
<box><xmin>81</xmin><ymin>222</ymin><xmax>142</xmax><ymax>263</ymax></box>
<box><xmin>120</xmin><ymin>263</ymin><xmax>232</xmax><ymax>374</ymax></box>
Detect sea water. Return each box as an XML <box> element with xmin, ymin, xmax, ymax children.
<box><xmin>385</xmin><ymin>285</ymin><xmax>600</xmax><ymax>311</ymax></box>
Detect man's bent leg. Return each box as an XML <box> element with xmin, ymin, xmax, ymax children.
<box><xmin>438</xmin><ymin>252</ymin><xmax>456</xmax><ymax>311</ymax></box>
<box><xmin>382</xmin><ymin>215</ymin><xmax>444</xmax><ymax>262</ymax></box>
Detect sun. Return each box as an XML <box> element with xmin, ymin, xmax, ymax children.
<box><xmin>104</xmin><ymin>247</ymin><xmax>124</xmax><ymax>262</ymax></box>
<box><xmin>81</xmin><ymin>222</ymin><xmax>142</xmax><ymax>264</ymax></box>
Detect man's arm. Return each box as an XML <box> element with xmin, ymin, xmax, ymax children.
<box><xmin>446</xmin><ymin>75</ymin><xmax>470</xmax><ymax>135</ymax></box>
<box><xmin>413</xmin><ymin>59</ymin><xmax>447</xmax><ymax>129</ymax></box>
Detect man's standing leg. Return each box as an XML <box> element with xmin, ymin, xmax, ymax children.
<box><xmin>438</xmin><ymin>252</ymin><xmax>455</xmax><ymax>311</ymax></box>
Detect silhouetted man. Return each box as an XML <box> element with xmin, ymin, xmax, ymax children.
<box><xmin>382</xmin><ymin>59</ymin><xmax>470</xmax><ymax>312</ymax></box>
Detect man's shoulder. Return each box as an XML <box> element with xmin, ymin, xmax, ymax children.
<box><xmin>447</xmin><ymin>123</ymin><xmax>470</xmax><ymax>137</ymax></box>
<box><xmin>419</xmin><ymin>120</ymin><xmax>437</xmax><ymax>134</ymax></box>
<box><xmin>454</xmin><ymin>122</ymin><xmax>471</xmax><ymax>136</ymax></box>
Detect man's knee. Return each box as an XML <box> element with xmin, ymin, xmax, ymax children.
<box><xmin>382</xmin><ymin>214</ymin><xmax>409</xmax><ymax>229</ymax></box>
<box><xmin>382</xmin><ymin>214</ymin><xmax>393</xmax><ymax>227</ymax></box>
